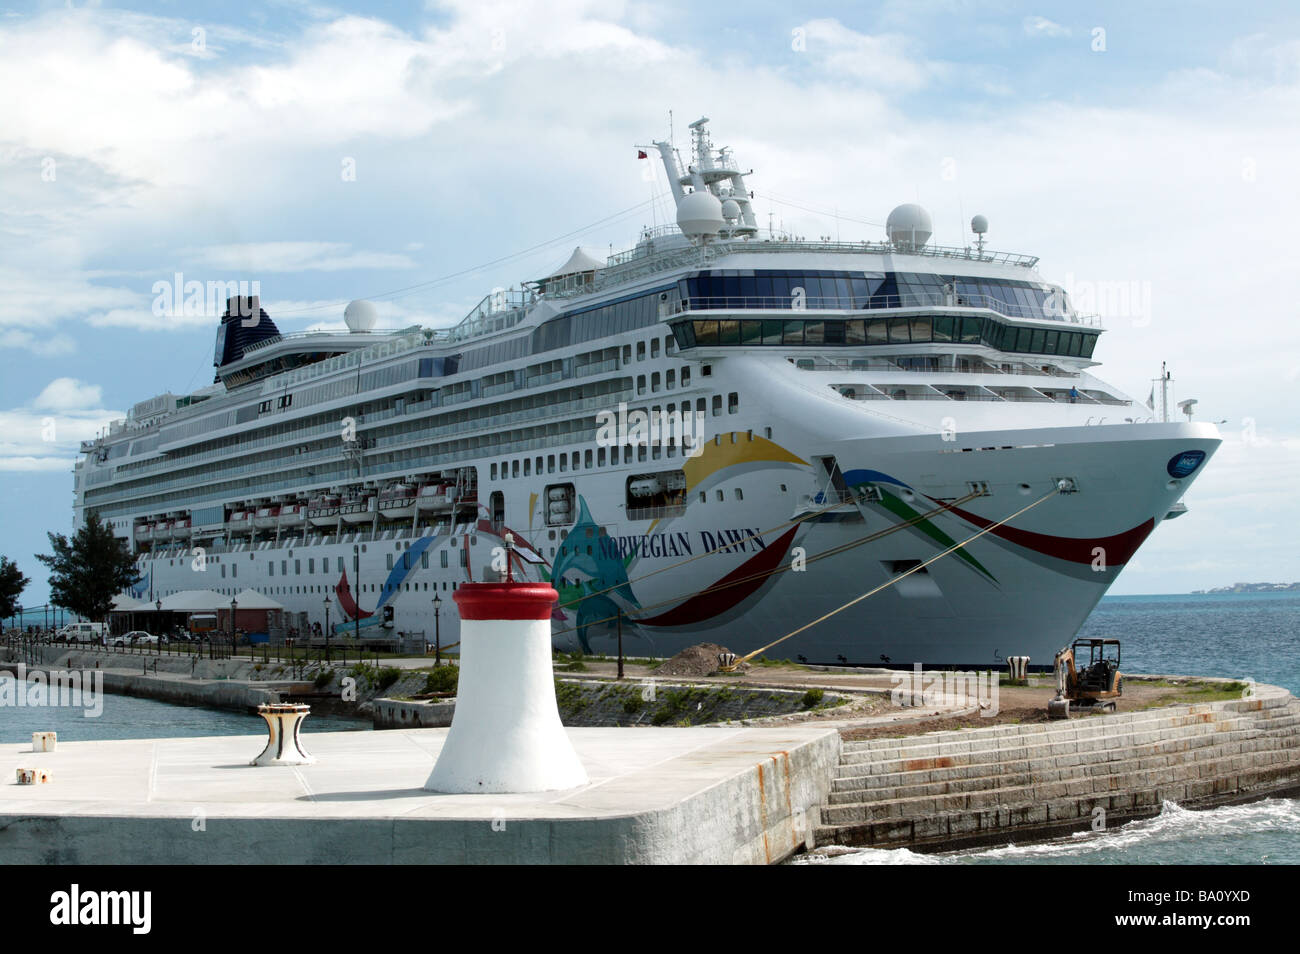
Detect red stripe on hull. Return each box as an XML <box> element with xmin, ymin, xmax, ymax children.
<box><xmin>638</xmin><ymin>526</ymin><xmax>798</xmax><ymax>627</ymax></box>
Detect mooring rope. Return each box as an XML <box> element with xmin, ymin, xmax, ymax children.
<box><xmin>731</xmin><ymin>483</ymin><xmax>1066</xmax><ymax>666</ymax></box>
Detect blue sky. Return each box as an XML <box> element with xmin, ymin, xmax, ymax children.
<box><xmin>2</xmin><ymin>0</ymin><xmax>1299</xmax><ymax>605</ymax></box>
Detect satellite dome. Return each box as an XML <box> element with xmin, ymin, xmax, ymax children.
<box><xmin>721</xmin><ymin>198</ymin><xmax>741</xmax><ymax>223</ymax></box>
<box><xmin>676</xmin><ymin>190</ymin><xmax>724</xmax><ymax>239</ymax></box>
<box><xmin>886</xmin><ymin>203</ymin><xmax>933</xmax><ymax>251</ymax></box>
<box><xmin>971</xmin><ymin>214</ymin><xmax>989</xmax><ymax>235</ymax></box>
<box><xmin>343</xmin><ymin>299</ymin><xmax>379</xmax><ymax>333</ymax></box>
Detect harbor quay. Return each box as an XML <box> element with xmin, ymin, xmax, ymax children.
<box><xmin>0</xmin><ymin>725</ymin><xmax>836</xmax><ymax>865</ymax></box>
<box><xmin>3</xmin><ymin>635</ymin><xmax>1299</xmax><ymax>862</ymax></box>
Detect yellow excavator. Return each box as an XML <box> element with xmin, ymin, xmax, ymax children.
<box><xmin>1048</xmin><ymin>638</ymin><xmax>1123</xmax><ymax>718</ymax></box>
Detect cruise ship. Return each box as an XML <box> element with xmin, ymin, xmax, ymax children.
<box><xmin>77</xmin><ymin>117</ymin><xmax>1220</xmax><ymax>667</ymax></box>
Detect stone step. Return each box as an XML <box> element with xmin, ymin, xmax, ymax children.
<box><xmin>829</xmin><ymin>732</ymin><xmax>1298</xmax><ymax>805</ymax></box>
<box><xmin>836</xmin><ymin>712</ymin><xmax>1283</xmax><ymax>776</ymax></box>
<box><xmin>819</xmin><ymin>736</ymin><xmax>1300</xmax><ymax>826</ymax></box>
<box><xmin>832</xmin><ymin>712</ymin><xmax>1300</xmax><ymax>785</ymax></box>
<box><xmin>839</xmin><ymin>695</ymin><xmax>1297</xmax><ymax>758</ymax></box>
<box><xmin>814</xmin><ymin>757</ymin><xmax>1300</xmax><ymax>850</ymax></box>
<box><xmin>831</xmin><ymin>725</ymin><xmax>1299</xmax><ymax>795</ymax></box>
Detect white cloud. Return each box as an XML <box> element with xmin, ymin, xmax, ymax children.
<box><xmin>798</xmin><ymin>18</ymin><xmax>940</xmax><ymax>89</ymax></box>
<box><xmin>188</xmin><ymin>242</ymin><xmax>417</xmax><ymax>273</ymax></box>
<box><xmin>1023</xmin><ymin>16</ymin><xmax>1071</xmax><ymax>38</ymax></box>
<box><xmin>33</xmin><ymin>378</ymin><xmax>104</xmax><ymax>412</ymax></box>
<box><xmin>0</xmin><ymin>380</ymin><xmax>123</xmax><ymax>472</ymax></box>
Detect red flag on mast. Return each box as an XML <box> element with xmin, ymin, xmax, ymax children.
<box><xmin>637</xmin><ymin>150</ymin><xmax>648</xmax><ymax>159</ymax></box>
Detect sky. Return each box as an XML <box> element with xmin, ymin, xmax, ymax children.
<box><xmin>2</xmin><ymin>0</ymin><xmax>1298</xmax><ymax>606</ymax></box>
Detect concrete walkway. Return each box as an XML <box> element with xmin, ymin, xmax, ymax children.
<box><xmin>0</xmin><ymin>723</ymin><xmax>836</xmax><ymax>864</ymax></box>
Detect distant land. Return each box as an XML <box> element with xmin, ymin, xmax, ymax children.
<box><xmin>1190</xmin><ymin>582</ymin><xmax>1300</xmax><ymax>594</ymax></box>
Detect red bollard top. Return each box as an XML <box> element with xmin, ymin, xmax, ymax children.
<box><xmin>453</xmin><ymin>582</ymin><xmax>558</xmax><ymax>621</ymax></box>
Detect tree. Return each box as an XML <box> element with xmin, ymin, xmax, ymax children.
<box><xmin>0</xmin><ymin>556</ymin><xmax>29</xmax><ymax>620</ymax></box>
<box><xmin>36</xmin><ymin>512</ymin><xmax>139</xmax><ymax>623</ymax></box>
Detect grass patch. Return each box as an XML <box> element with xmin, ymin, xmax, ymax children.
<box><xmin>423</xmin><ymin>665</ymin><xmax>459</xmax><ymax>695</ymax></box>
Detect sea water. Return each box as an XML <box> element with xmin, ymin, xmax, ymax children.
<box><xmin>797</xmin><ymin>592</ymin><xmax>1300</xmax><ymax>864</ymax></box>
<box><xmin>0</xmin><ymin>682</ymin><xmax>369</xmax><ymax>742</ymax></box>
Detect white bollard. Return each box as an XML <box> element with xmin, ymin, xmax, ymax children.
<box><xmin>32</xmin><ymin>732</ymin><xmax>57</xmax><ymax>753</ymax></box>
<box><xmin>1008</xmin><ymin>656</ymin><xmax>1030</xmax><ymax>682</ymax></box>
<box><xmin>16</xmin><ymin>768</ymin><xmax>51</xmax><ymax>785</ymax></box>
<box><xmin>426</xmin><ymin>581</ymin><xmax>588</xmax><ymax>793</ymax></box>
<box><xmin>250</xmin><ymin>703</ymin><xmax>316</xmax><ymax>766</ymax></box>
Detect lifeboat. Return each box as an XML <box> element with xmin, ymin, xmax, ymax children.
<box><xmin>172</xmin><ymin>517</ymin><xmax>192</xmax><ymax>538</ymax></box>
<box><xmin>339</xmin><ymin>492</ymin><xmax>376</xmax><ymax>525</ymax></box>
<box><xmin>253</xmin><ymin>505</ymin><xmax>280</xmax><ymax>530</ymax></box>
<box><xmin>278</xmin><ymin>503</ymin><xmax>308</xmax><ymax>529</ymax></box>
<box><xmin>226</xmin><ymin>509</ymin><xmax>250</xmax><ymax>533</ymax></box>
<box><xmin>134</xmin><ymin>523</ymin><xmax>152</xmax><ymax>540</ymax></box>
<box><xmin>153</xmin><ymin>521</ymin><xmax>173</xmax><ymax>540</ymax></box>
<box><xmin>378</xmin><ymin>482</ymin><xmax>419</xmax><ymax>520</ymax></box>
<box><xmin>306</xmin><ymin>494</ymin><xmax>341</xmax><ymax>527</ymax></box>
<box><xmin>417</xmin><ymin>483</ymin><xmax>455</xmax><ymax>512</ymax></box>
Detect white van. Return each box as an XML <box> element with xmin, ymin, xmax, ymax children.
<box><xmin>56</xmin><ymin>622</ymin><xmax>107</xmax><ymax>643</ymax></box>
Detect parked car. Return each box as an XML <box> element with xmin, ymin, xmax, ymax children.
<box><xmin>112</xmin><ymin>631</ymin><xmax>159</xmax><ymax>647</ymax></box>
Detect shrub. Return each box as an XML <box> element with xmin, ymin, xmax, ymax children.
<box><xmin>314</xmin><ymin>670</ymin><xmax>334</xmax><ymax>689</ymax></box>
<box><xmin>376</xmin><ymin>667</ymin><xmax>402</xmax><ymax>693</ymax></box>
<box><xmin>800</xmin><ymin>688</ymin><xmax>825</xmax><ymax>709</ymax></box>
<box><xmin>423</xmin><ymin>665</ymin><xmax>459</xmax><ymax>695</ymax></box>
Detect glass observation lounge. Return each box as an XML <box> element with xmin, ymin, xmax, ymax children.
<box><xmin>673</xmin><ymin>314</ymin><xmax>1099</xmax><ymax>359</ymax></box>
<box><xmin>675</xmin><ymin>269</ymin><xmax>1073</xmax><ymax>320</ymax></box>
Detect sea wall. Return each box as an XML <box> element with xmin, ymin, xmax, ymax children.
<box><xmin>0</xmin><ymin>645</ymin><xmax>422</xmax><ymax>717</ymax></box>
<box><xmin>373</xmin><ymin>679</ymin><xmax>851</xmax><ymax>729</ymax></box>
<box><xmin>815</xmin><ymin>686</ymin><xmax>1300</xmax><ymax>851</ymax></box>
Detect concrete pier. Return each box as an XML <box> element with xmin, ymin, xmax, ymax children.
<box><xmin>814</xmin><ymin>685</ymin><xmax>1300</xmax><ymax>851</ymax></box>
<box><xmin>0</xmin><ymin>724</ymin><xmax>837</xmax><ymax>865</ymax></box>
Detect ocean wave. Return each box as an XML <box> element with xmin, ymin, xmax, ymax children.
<box><xmin>796</xmin><ymin>798</ymin><xmax>1300</xmax><ymax>865</ymax></box>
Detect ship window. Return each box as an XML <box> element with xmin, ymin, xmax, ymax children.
<box><xmin>308</xmin><ymin>559</ymin><xmax>314</xmax><ymax>573</ymax></box>
<box><xmin>597</xmin><ymin>447</ymin><xmax>606</xmax><ymax>466</ymax></box>
<box><xmin>782</xmin><ymin>320</ymin><xmax>803</xmax><ymax>345</ymax></box>
<box><xmin>712</xmin><ymin>395</ymin><xmax>722</xmax><ymax>416</ymax></box>
<box><xmin>560</xmin><ymin>455</ymin><xmax>567</xmax><ymax>472</ymax></box>
<box><xmin>716</xmin><ymin>489</ymin><xmax>724</xmax><ymax>502</ymax></box>
<box><xmin>458</xmin><ymin>549</ymin><xmax>467</xmax><ymax>567</ymax></box>
<box><xmin>623</xmin><ymin>345</ymin><xmax>631</xmax><ymax>364</ymax></box>
<box><xmin>637</xmin><ymin>375</ymin><xmax>646</xmax><ymax>395</ymax></box>
<box><xmin>728</xmin><ymin>392</ymin><xmax>739</xmax><ymax>414</ymax></box>
<box><xmin>421</xmin><ymin>551</ymin><xmax>429</xmax><ymax>569</ymax></box>
<box><xmin>666</xmin><ymin>369</ymin><xmax>675</xmax><ymax>389</ymax></box>
<box><xmin>651</xmin><ymin>338</ymin><xmax>660</xmax><ymax>358</ymax></box>
<box><xmin>491</xmin><ymin>463</ymin><xmax>498</xmax><ymax>480</ymax></box>
<box><xmin>387</xmin><ymin>554</ymin><xmax>393</xmax><ymax>570</ymax></box>
<box><xmin>295</xmin><ymin>560</ymin><xmax>301</xmax><ymax>574</ymax></box>
<box><xmin>268</xmin><ymin>563</ymin><xmax>274</xmax><ymax>577</ymax></box>
<box><xmin>803</xmin><ymin>321</ymin><xmax>824</xmax><ymax>345</ymax></box>
<box><xmin>735</xmin><ymin>488</ymin><xmax>744</xmax><ymax>501</ymax></box>
<box><xmin>548</xmin><ymin>454</ymin><xmax>555</xmax><ymax>474</ymax></box>
<box><xmin>651</xmin><ymin>372</ymin><xmax>661</xmax><ymax>392</ymax></box>
<box><xmin>681</xmin><ymin>368</ymin><xmax>691</xmax><ymax>387</ymax></box>
<box><xmin>637</xmin><ymin>341</ymin><xmax>646</xmax><ymax>361</ymax></box>
<box><xmin>441</xmin><ymin>551</ymin><xmax>448</xmax><ymax>568</ymax></box>
<box><xmin>699</xmin><ymin>491</ymin><xmax>706</xmax><ymax>503</ymax></box>
<box><xmin>584</xmin><ymin>449</ymin><xmax>593</xmax><ymax>468</ymax></box>
<box><xmin>512</xmin><ymin>460</ymin><xmax>520</xmax><ymax>478</ymax></box>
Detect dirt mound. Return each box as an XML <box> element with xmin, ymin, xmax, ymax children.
<box><xmin>654</xmin><ymin>643</ymin><xmax>747</xmax><ymax>677</ymax></box>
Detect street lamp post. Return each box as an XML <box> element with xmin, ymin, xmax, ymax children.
<box><xmin>323</xmin><ymin>593</ymin><xmax>332</xmax><ymax>663</ymax></box>
<box><xmin>229</xmin><ymin>597</ymin><xmax>238</xmax><ymax>660</ymax></box>
<box><xmin>155</xmin><ymin>598</ymin><xmax>162</xmax><ymax>642</ymax></box>
<box><xmin>352</xmin><ymin>544</ymin><xmax>361</xmax><ymax>650</ymax></box>
<box><xmin>432</xmin><ymin>593</ymin><xmax>441</xmax><ymax>666</ymax></box>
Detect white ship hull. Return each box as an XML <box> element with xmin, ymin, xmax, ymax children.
<box><xmin>129</xmin><ymin>414</ymin><xmax>1217</xmax><ymax>667</ymax></box>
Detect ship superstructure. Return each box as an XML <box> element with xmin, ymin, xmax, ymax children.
<box><xmin>75</xmin><ymin>118</ymin><xmax>1220</xmax><ymax>665</ymax></box>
